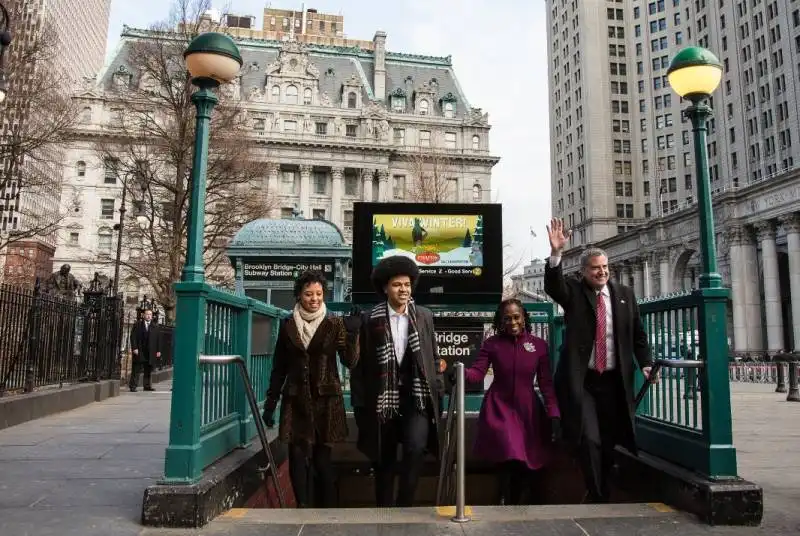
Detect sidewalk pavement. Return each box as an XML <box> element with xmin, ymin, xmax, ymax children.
<box><xmin>0</xmin><ymin>380</ymin><xmax>797</xmax><ymax>535</ymax></box>
<box><xmin>0</xmin><ymin>380</ymin><xmax>171</xmax><ymax>536</ymax></box>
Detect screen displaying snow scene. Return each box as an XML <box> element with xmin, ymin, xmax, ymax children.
<box><xmin>371</xmin><ymin>214</ymin><xmax>485</xmax><ymax>276</ymax></box>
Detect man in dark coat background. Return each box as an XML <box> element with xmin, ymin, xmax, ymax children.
<box><xmin>350</xmin><ymin>255</ymin><xmax>444</xmax><ymax>507</ymax></box>
<box><xmin>543</xmin><ymin>217</ymin><xmax>654</xmax><ymax>503</ymax></box>
<box><xmin>129</xmin><ymin>308</ymin><xmax>161</xmax><ymax>392</ymax></box>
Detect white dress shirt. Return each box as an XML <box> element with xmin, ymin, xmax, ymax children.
<box><xmin>549</xmin><ymin>256</ymin><xmax>616</xmax><ymax>370</ymax></box>
<box><xmin>388</xmin><ymin>303</ymin><xmax>409</xmax><ymax>366</ymax></box>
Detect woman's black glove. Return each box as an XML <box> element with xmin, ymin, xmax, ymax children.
<box><xmin>342</xmin><ymin>311</ymin><xmax>362</xmax><ymax>333</ymax></box>
<box><xmin>262</xmin><ymin>407</ymin><xmax>275</xmax><ymax>428</ymax></box>
<box><xmin>550</xmin><ymin>417</ymin><xmax>562</xmax><ymax>443</ymax></box>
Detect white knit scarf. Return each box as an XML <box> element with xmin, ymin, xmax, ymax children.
<box><xmin>293</xmin><ymin>302</ymin><xmax>327</xmax><ymax>349</ymax></box>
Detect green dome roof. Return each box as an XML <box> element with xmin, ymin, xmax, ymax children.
<box><xmin>229</xmin><ymin>218</ymin><xmax>346</xmax><ymax>249</ymax></box>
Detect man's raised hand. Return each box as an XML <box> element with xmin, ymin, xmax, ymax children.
<box><xmin>546</xmin><ymin>217</ymin><xmax>572</xmax><ymax>254</ymax></box>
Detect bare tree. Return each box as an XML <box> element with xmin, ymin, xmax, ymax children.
<box><xmin>503</xmin><ymin>244</ymin><xmax>524</xmax><ymax>277</ymax></box>
<box><xmin>0</xmin><ymin>2</ymin><xmax>78</xmax><ymax>251</ymax></box>
<box><xmin>403</xmin><ymin>143</ymin><xmax>461</xmax><ymax>203</ymax></box>
<box><xmin>94</xmin><ymin>0</ymin><xmax>274</xmax><ymax>321</ymax></box>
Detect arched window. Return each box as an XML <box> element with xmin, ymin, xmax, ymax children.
<box><xmin>76</xmin><ymin>161</ymin><xmax>86</xmax><ymax>177</ymax></box>
<box><xmin>443</xmin><ymin>102</ymin><xmax>455</xmax><ymax>118</ymax></box>
<box><xmin>123</xmin><ymin>276</ymin><xmax>142</xmax><ymax>305</ymax></box>
<box><xmin>303</xmin><ymin>87</ymin><xmax>312</xmax><ymax>105</ymax></box>
<box><xmin>472</xmin><ymin>183</ymin><xmax>482</xmax><ymax>202</ymax></box>
<box><xmin>347</xmin><ymin>91</ymin><xmax>357</xmax><ymax>108</ymax></box>
<box><xmin>419</xmin><ymin>99</ymin><xmax>429</xmax><ymax>115</ymax></box>
<box><xmin>472</xmin><ymin>135</ymin><xmax>480</xmax><ymax>150</ymax></box>
<box><xmin>271</xmin><ymin>85</ymin><xmax>280</xmax><ymax>101</ymax></box>
<box><xmin>286</xmin><ymin>85</ymin><xmax>298</xmax><ymax>104</ymax></box>
<box><xmin>97</xmin><ymin>227</ymin><xmax>113</xmax><ymax>252</ymax></box>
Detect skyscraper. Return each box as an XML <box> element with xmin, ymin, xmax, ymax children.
<box><xmin>547</xmin><ymin>0</ymin><xmax>799</xmax><ymax>246</ymax></box>
<box><xmin>547</xmin><ymin>0</ymin><xmax>800</xmax><ymax>354</ymax></box>
<box><xmin>0</xmin><ymin>0</ymin><xmax>112</xmax><ymax>284</ymax></box>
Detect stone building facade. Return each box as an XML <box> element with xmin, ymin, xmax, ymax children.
<box><xmin>510</xmin><ymin>258</ymin><xmax>549</xmax><ymax>301</ymax></box>
<box><xmin>52</xmin><ymin>15</ymin><xmax>498</xmax><ymax>306</ymax></box>
<box><xmin>557</xmin><ymin>170</ymin><xmax>800</xmax><ymax>354</ymax></box>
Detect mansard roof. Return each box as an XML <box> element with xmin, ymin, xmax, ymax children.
<box><xmin>98</xmin><ymin>26</ymin><xmax>471</xmax><ymax>116</ymax></box>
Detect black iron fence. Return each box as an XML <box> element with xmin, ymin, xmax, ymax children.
<box><xmin>0</xmin><ymin>280</ymin><xmax>124</xmax><ymax>396</ymax></box>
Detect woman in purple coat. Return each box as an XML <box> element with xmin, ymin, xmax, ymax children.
<box><xmin>460</xmin><ymin>299</ymin><xmax>561</xmax><ymax>504</ymax></box>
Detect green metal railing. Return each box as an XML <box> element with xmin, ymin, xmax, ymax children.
<box><xmin>634</xmin><ymin>288</ymin><xmax>736</xmax><ymax>480</ymax></box>
<box><xmin>163</xmin><ymin>282</ymin><xmax>288</xmax><ymax>484</ymax></box>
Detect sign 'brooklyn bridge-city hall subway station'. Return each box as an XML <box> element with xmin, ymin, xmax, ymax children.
<box><xmin>240</xmin><ymin>258</ymin><xmax>337</xmax><ymax>310</ymax></box>
<box><xmin>242</xmin><ymin>258</ymin><xmax>336</xmax><ymax>282</ymax></box>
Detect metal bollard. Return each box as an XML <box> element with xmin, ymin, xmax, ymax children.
<box><xmin>787</xmin><ymin>362</ymin><xmax>800</xmax><ymax>402</ymax></box>
<box><xmin>452</xmin><ymin>361</ymin><xmax>470</xmax><ymax>523</ymax></box>
<box><xmin>776</xmin><ymin>363</ymin><xmax>787</xmax><ymax>393</ymax></box>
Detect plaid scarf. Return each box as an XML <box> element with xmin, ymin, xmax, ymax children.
<box><xmin>373</xmin><ymin>300</ymin><xmax>431</xmax><ymax>420</ymax></box>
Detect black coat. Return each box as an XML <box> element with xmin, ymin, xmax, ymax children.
<box><xmin>544</xmin><ymin>260</ymin><xmax>651</xmax><ymax>453</ymax></box>
<box><xmin>130</xmin><ymin>320</ymin><xmax>161</xmax><ymax>366</ymax></box>
<box><xmin>350</xmin><ymin>304</ymin><xmax>444</xmax><ymax>462</ymax></box>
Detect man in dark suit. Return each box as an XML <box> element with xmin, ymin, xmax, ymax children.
<box><xmin>543</xmin><ymin>217</ymin><xmax>654</xmax><ymax>503</ymax></box>
<box><xmin>350</xmin><ymin>255</ymin><xmax>444</xmax><ymax>507</ymax></box>
<box><xmin>129</xmin><ymin>308</ymin><xmax>161</xmax><ymax>392</ymax></box>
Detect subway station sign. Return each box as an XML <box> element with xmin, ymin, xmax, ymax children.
<box><xmin>241</xmin><ymin>258</ymin><xmax>335</xmax><ymax>282</ymax></box>
<box><xmin>434</xmin><ymin>316</ymin><xmax>490</xmax><ymax>393</ymax></box>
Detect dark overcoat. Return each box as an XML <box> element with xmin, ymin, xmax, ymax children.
<box><xmin>264</xmin><ymin>316</ymin><xmax>359</xmax><ymax>446</ymax></box>
<box><xmin>543</xmin><ymin>261</ymin><xmax>652</xmax><ymax>453</ymax></box>
<box><xmin>350</xmin><ymin>304</ymin><xmax>444</xmax><ymax>463</ymax></box>
<box><xmin>129</xmin><ymin>321</ymin><xmax>161</xmax><ymax>366</ymax></box>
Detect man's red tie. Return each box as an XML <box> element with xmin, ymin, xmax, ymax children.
<box><xmin>595</xmin><ymin>294</ymin><xmax>607</xmax><ymax>372</ymax></box>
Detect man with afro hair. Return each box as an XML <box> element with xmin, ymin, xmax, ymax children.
<box><xmin>350</xmin><ymin>254</ymin><xmax>444</xmax><ymax>507</ymax></box>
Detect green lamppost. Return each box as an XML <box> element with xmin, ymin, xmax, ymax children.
<box><xmin>163</xmin><ymin>32</ymin><xmax>242</xmax><ymax>483</ymax></box>
<box><xmin>666</xmin><ymin>47</ymin><xmax>737</xmax><ymax>479</ymax></box>
<box><xmin>182</xmin><ymin>32</ymin><xmax>243</xmax><ymax>283</ymax></box>
<box><xmin>666</xmin><ymin>46</ymin><xmax>723</xmax><ymax>289</ymax></box>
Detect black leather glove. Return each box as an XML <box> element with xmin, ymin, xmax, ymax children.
<box><xmin>262</xmin><ymin>407</ymin><xmax>275</xmax><ymax>428</ymax></box>
<box><xmin>550</xmin><ymin>417</ymin><xmax>562</xmax><ymax>443</ymax></box>
<box><xmin>446</xmin><ymin>367</ymin><xmax>457</xmax><ymax>386</ymax></box>
<box><xmin>342</xmin><ymin>311</ymin><xmax>362</xmax><ymax>333</ymax></box>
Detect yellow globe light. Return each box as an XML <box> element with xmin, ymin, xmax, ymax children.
<box><xmin>666</xmin><ymin>46</ymin><xmax>723</xmax><ymax>99</ymax></box>
<box><xmin>183</xmin><ymin>32</ymin><xmax>243</xmax><ymax>84</ymax></box>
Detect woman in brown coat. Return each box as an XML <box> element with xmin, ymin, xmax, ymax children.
<box><xmin>262</xmin><ymin>270</ymin><xmax>361</xmax><ymax>508</ymax></box>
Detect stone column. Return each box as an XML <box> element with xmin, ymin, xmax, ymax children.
<box><xmin>780</xmin><ymin>214</ymin><xmax>800</xmax><ymax>351</ymax></box>
<box><xmin>756</xmin><ymin>221</ymin><xmax>784</xmax><ymax>352</ymax></box>
<box><xmin>741</xmin><ymin>225</ymin><xmax>764</xmax><ymax>351</ymax></box>
<box><xmin>377</xmin><ymin>169</ymin><xmax>389</xmax><ymax>202</ymax></box>
<box><xmin>633</xmin><ymin>260</ymin><xmax>645</xmax><ymax>297</ymax></box>
<box><xmin>299</xmin><ymin>165</ymin><xmax>312</xmax><ymax>218</ymax></box>
<box><xmin>267</xmin><ymin>162</ymin><xmax>280</xmax><ymax>218</ymax></box>
<box><xmin>616</xmin><ymin>261</ymin><xmax>631</xmax><ymax>286</ymax></box>
<box><xmin>658</xmin><ymin>251</ymin><xmax>671</xmax><ymax>296</ymax></box>
<box><xmin>727</xmin><ymin>225</ymin><xmax>747</xmax><ymax>352</ymax></box>
<box><xmin>361</xmin><ymin>168</ymin><xmax>374</xmax><ymax>202</ymax></box>
<box><xmin>642</xmin><ymin>257</ymin><xmax>653</xmax><ymax>298</ymax></box>
<box><xmin>331</xmin><ymin>167</ymin><xmax>344</xmax><ymax>226</ymax></box>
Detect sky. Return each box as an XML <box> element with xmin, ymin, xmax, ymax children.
<box><xmin>105</xmin><ymin>0</ymin><xmax>553</xmax><ymax>272</ymax></box>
